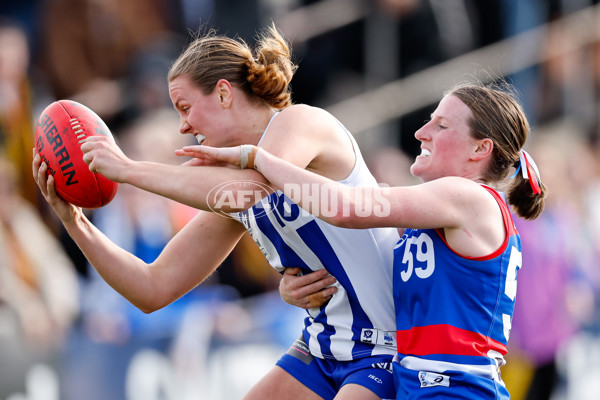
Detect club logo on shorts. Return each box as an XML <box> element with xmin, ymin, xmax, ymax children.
<box><xmin>371</xmin><ymin>362</ymin><xmax>393</xmax><ymax>373</ymax></box>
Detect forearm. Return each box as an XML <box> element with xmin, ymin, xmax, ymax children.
<box><xmin>254</xmin><ymin>148</ymin><xmax>396</xmax><ymax>229</ymax></box>
<box><xmin>63</xmin><ymin>213</ymin><xmax>161</xmax><ymax>312</ymax></box>
<box><xmin>123</xmin><ymin>161</ymin><xmax>270</xmax><ymax>212</ymax></box>
<box><xmin>255</xmin><ymin>149</ymin><xmax>353</xmax><ymax>226</ymax></box>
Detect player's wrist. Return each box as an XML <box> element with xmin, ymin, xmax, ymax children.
<box><xmin>240</xmin><ymin>145</ymin><xmax>259</xmax><ymax>169</ymax></box>
<box><xmin>62</xmin><ymin>207</ymin><xmax>86</xmax><ymax>233</ymax></box>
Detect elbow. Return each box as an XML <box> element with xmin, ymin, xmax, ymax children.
<box><xmin>134</xmin><ymin>298</ymin><xmax>168</xmax><ymax>314</ymax></box>
<box><xmin>139</xmin><ymin>305</ymin><xmax>158</xmax><ymax>314</ymax></box>
<box><xmin>136</xmin><ymin>302</ymin><xmax>159</xmax><ymax>314</ymax></box>
<box><xmin>138</xmin><ymin>302</ymin><xmax>168</xmax><ymax>314</ymax></box>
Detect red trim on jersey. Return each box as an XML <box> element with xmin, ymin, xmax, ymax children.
<box><xmin>396</xmin><ymin>324</ymin><xmax>507</xmax><ymax>357</ymax></box>
<box><xmin>434</xmin><ymin>186</ymin><xmax>518</xmax><ymax>261</ymax></box>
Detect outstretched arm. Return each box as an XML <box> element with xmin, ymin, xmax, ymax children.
<box><xmin>81</xmin><ymin>136</ymin><xmax>270</xmax><ymax>213</ymax></box>
<box><xmin>177</xmin><ymin>144</ymin><xmax>396</xmax><ymax>229</ymax></box>
<box><xmin>33</xmin><ymin>151</ymin><xmax>246</xmax><ymax>313</ymax></box>
<box><xmin>175</xmin><ymin>144</ymin><xmax>501</xmax><ymax>236</ymax></box>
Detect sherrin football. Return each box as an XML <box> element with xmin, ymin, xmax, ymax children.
<box><xmin>35</xmin><ymin>100</ymin><xmax>119</xmax><ymax>208</ymax></box>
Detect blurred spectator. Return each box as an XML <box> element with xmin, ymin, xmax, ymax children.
<box><xmin>536</xmin><ymin>7</ymin><xmax>598</xmax><ymax>134</ymax></box>
<box><xmin>0</xmin><ymin>154</ymin><xmax>80</xmax><ymax>398</ymax></box>
<box><xmin>0</xmin><ymin>18</ymin><xmax>52</xmax><ymax>206</ymax></box>
<box><xmin>35</xmin><ymin>0</ymin><xmax>176</xmax><ymax>127</ymax></box>
<box><xmin>0</xmin><ymin>0</ymin><xmax>41</xmax><ymax>50</ymax></box>
<box><xmin>120</xmin><ymin>35</ymin><xmax>186</xmax><ymax>123</ymax></box>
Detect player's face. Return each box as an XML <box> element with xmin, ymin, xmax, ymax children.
<box><xmin>410</xmin><ymin>94</ymin><xmax>477</xmax><ymax>182</ymax></box>
<box><xmin>169</xmin><ymin>75</ymin><xmax>232</xmax><ymax>147</ymax></box>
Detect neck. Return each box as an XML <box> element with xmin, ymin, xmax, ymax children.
<box><xmin>230</xmin><ymin>87</ymin><xmax>278</xmax><ymax>145</ymax></box>
<box><xmin>238</xmin><ymin>106</ymin><xmax>277</xmax><ymax>145</ymax></box>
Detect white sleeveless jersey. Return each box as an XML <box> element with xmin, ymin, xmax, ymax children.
<box><xmin>230</xmin><ymin>113</ymin><xmax>399</xmax><ymax>361</ymax></box>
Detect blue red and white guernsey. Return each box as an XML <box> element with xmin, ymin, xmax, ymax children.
<box><xmin>392</xmin><ymin>185</ymin><xmax>521</xmax><ymax>399</ymax></box>
<box><xmin>230</xmin><ymin>113</ymin><xmax>399</xmax><ymax>362</ymax></box>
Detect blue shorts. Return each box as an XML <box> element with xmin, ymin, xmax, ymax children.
<box><xmin>393</xmin><ymin>363</ymin><xmax>510</xmax><ymax>399</ymax></box>
<box><xmin>276</xmin><ymin>335</ymin><xmax>396</xmax><ymax>400</ymax></box>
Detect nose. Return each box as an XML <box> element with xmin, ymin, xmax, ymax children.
<box><xmin>414</xmin><ymin>124</ymin><xmax>427</xmax><ymax>141</ymax></box>
<box><xmin>179</xmin><ymin>118</ymin><xmax>191</xmax><ymax>134</ymax></box>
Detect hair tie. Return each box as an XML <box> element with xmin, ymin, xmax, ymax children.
<box><xmin>511</xmin><ymin>149</ymin><xmax>542</xmax><ymax>195</ymax></box>
<box><xmin>509</xmin><ymin>162</ymin><xmax>521</xmax><ymax>179</ymax></box>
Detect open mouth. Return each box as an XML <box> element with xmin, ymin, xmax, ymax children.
<box><xmin>195</xmin><ymin>134</ymin><xmax>206</xmax><ymax>145</ymax></box>
<box><xmin>419</xmin><ymin>148</ymin><xmax>431</xmax><ymax>157</ymax></box>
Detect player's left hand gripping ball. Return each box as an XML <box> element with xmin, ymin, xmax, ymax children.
<box><xmin>35</xmin><ymin>100</ymin><xmax>119</xmax><ymax>208</ymax></box>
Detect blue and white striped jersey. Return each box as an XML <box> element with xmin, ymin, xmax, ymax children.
<box><xmin>230</xmin><ymin>115</ymin><xmax>399</xmax><ymax>361</ymax></box>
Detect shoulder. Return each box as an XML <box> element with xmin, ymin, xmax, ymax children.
<box><xmin>264</xmin><ymin>104</ymin><xmax>346</xmax><ymax>145</ymax></box>
<box><xmin>429</xmin><ymin>179</ymin><xmax>507</xmax><ymax>257</ymax></box>
<box><xmin>414</xmin><ymin>177</ymin><xmax>501</xmax><ymax>223</ymax></box>
<box><xmin>421</xmin><ymin>176</ymin><xmax>486</xmax><ymax>196</ymax></box>
<box><xmin>275</xmin><ymin>105</ymin><xmax>338</xmax><ymax>130</ymax></box>
<box><xmin>260</xmin><ymin>104</ymin><xmax>355</xmax><ymax>174</ymax></box>
<box><xmin>443</xmin><ymin>177</ymin><xmax>500</xmax><ymax>209</ymax></box>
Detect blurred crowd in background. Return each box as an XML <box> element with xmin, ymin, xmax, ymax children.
<box><xmin>0</xmin><ymin>0</ymin><xmax>599</xmax><ymax>399</ymax></box>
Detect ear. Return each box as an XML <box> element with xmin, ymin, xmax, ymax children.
<box><xmin>215</xmin><ymin>79</ymin><xmax>233</xmax><ymax>108</ymax></box>
<box><xmin>472</xmin><ymin>138</ymin><xmax>494</xmax><ymax>161</ymax></box>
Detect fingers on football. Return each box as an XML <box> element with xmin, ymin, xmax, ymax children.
<box><xmin>37</xmin><ymin>161</ymin><xmax>48</xmax><ymax>196</ymax></box>
<box><xmin>32</xmin><ymin>152</ymin><xmax>40</xmax><ymax>182</ymax></box>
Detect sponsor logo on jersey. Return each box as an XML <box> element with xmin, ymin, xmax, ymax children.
<box><xmin>418</xmin><ymin>371</ymin><xmax>450</xmax><ymax>388</ymax></box>
<box><xmin>361</xmin><ymin>329</ymin><xmax>374</xmax><ymax>343</ymax></box>
<box><xmin>361</xmin><ymin>328</ymin><xmax>397</xmax><ymax>348</ymax></box>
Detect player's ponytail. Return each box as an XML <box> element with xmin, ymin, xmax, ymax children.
<box><xmin>506</xmin><ymin>150</ymin><xmax>546</xmax><ymax>220</ymax></box>
<box><xmin>245</xmin><ymin>23</ymin><xmax>296</xmax><ymax>109</ymax></box>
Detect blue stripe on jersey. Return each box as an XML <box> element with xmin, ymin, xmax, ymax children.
<box><xmin>252</xmin><ymin>205</ymin><xmax>311</xmax><ymax>274</ymax></box>
<box><xmin>297</xmin><ymin>220</ymin><xmax>375</xmax><ymax>358</ymax></box>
